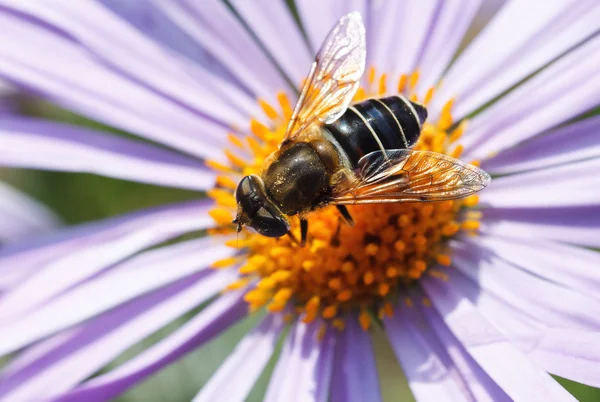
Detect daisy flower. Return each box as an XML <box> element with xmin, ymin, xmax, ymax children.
<box><xmin>1</xmin><ymin>1</ymin><xmax>600</xmax><ymax>401</ymax></box>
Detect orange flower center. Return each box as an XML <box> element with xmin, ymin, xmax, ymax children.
<box><xmin>207</xmin><ymin>69</ymin><xmax>482</xmax><ymax>331</ymax></box>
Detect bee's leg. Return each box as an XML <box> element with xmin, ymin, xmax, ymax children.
<box><xmin>300</xmin><ymin>218</ymin><xmax>308</xmax><ymax>247</ymax></box>
<box><xmin>286</xmin><ymin>230</ymin><xmax>299</xmax><ymax>245</ymax></box>
<box><xmin>336</xmin><ymin>205</ymin><xmax>355</xmax><ymax>227</ymax></box>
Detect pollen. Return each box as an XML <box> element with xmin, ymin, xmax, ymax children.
<box><xmin>207</xmin><ymin>68</ymin><xmax>484</xmax><ymax>328</ymax></box>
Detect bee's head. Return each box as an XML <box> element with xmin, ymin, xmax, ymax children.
<box><xmin>233</xmin><ymin>174</ymin><xmax>290</xmax><ymax>238</ymax></box>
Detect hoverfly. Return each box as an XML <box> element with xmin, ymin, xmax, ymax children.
<box><xmin>234</xmin><ymin>12</ymin><xmax>490</xmax><ymax>246</ymax></box>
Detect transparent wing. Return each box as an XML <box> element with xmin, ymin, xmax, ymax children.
<box><xmin>284</xmin><ymin>12</ymin><xmax>366</xmax><ymax>142</ymax></box>
<box><xmin>331</xmin><ymin>150</ymin><xmax>492</xmax><ymax>204</ymax></box>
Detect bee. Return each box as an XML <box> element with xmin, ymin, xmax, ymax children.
<box><xmin>233</xmin><ymin>12</ymin><xmax>491</xmax><ymax>246</ymax></box>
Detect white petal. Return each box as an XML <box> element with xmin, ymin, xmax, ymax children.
<box><xmin>0</xmin><ymin>269</ymin><xmax>236</xmax><ymax>401</ymax></box>
<box><xmin>482</xmin><ymin>116</ymin><xmax>600</xmax><ymax>174</ymax></box>
<box><xmin>193</xmin><ymin>313</ymin><xmax>285</xmax><ymax>402</ymax></box>
<box><xmin>422</xmin><ymin>274</ymin><xmax>577</xmax><ymax>401</ymax></box>
<box><xmin>230</xmin><ymin>0</ymin><xmax>312</xmax><ymax>87</ymax></box>
<box><xmin>0</xmin><ymin>238</ymin><xmax>235</xmax><ymax>356</ymax></box>
<box><xmin>264</xmin><ymin>320</ymin><xmax>336</xmax><ymax>402</ymax></box>
<box><xmin>55</xmin><ymin>290</ymin><xmax>248</xmax><ymax>402</ymax></box>
<box><xmin>433</xmin><ymin>0</ymin><xmax>600</xmax><ymax>119</ymax></box>
<box><xmin>0</xmin><ymin>181</ymin><xmax>60</xmax><ymax>243</ymax></box>
<box><xmin>0</xmin><ymin>202</ymin><xmax>214</xmax><ymax>325</ymax></box>
<box><xmin>480</xmin><ymin>158</ymin><xmax>600</xmax><ymax>208</ymax></box>
<box><xmin>462</xmin><ymin>35</ymin><xmax>600</xmax><ymax>160</ymax></box>
<box><xmin>0</xmin><ymin>117</ymin><xmax>214</xmax><ymax>190</ymax></box>
<box><xmin>152</xmin><ymin>0</ymin><xmax>294</xmax><ymax>104</ymax></box>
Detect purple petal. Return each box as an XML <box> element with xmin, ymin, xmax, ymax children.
<box><xmin>450</xmin><ymin>239</ymin><xmax>600</xmax><ymax>331</ymax></box>
<box><xmin>442</xmin><ymin>269</ymin><xmax>600</xmax><ymax>388</ymax></box>
<box><xmin>264</xmin><ymin>320</ymin><xmax>336</xmax><ymax>402</ymax></box>
<box><xmin>461</xmin><ymin>34</ymin><xmax>600</xmax><ymax>160</ymax></box>
<box><xmin>230</xmin><ymin>0</ymin><xmax>312</xmax><ymax>87</ymax></box>
<box><xmin>422</xmin><ymin>274</ymin><xmax>577</xmax><ymax>401</ymax></box>
<box><xmin>152</xmin><ymin>0</ymin><xmax>294</xmax><ymax>104</ymax></box>
<box><xmin>0</xmin><ymin>237</ymin><xmax>236</xmax><ymax>356</ymax></box>
<box><xmin>384</xmin><ymin>302</ymin><xmax>472</xmax><ymax>402</ymax></box>
<box><xmin>192</xmin><ymin>313</ymin><xmax>285</xmax><ymax>402</ymax></box>
<box><xmin>331</xmin><ymin>318</ymin><xmax>381</xmax><ymax>402</ymax></box>
<box><xmin>3</xmin><ymin>1</ymin><xmax>259</xmax><ymax>123</ymax></box>
<box><xmin>472</xmin><ymin>235</ymin><xmax>600</xmax><ymax>302</ymax></box>
<box><xmin>479</xmin><ymin>158</ymin><xmax>600</xmax><ymax>207</ymax></box>
<box><xmin>0</xmin><ymin>201</ymin><xmax>214</xmax><ymax>323</ymax></box>
<box><xmin>433</xmin><ymin>0</ymin><xmax>600</xmax><ymax>119</ymax></box>
<box><xmin>98</xmin><ymin>0</ymin><xmax>241</xmax><ymax>85</ymax></box>
<box><xmin>54</xmin><ymin>290</ymin><xmax>248</xmax><ymax>402</ymax></box>
<box><xmin>296</xmin><ymin>0</ymin><xmax>367</xmax><ymax>54</ymax></box>
<box><xmin>414</xmin><ymin>0</ymin><xmax>483</xmax><ymax>95</ymax></box>
<box><xmin>0</xmin><ymin>9</ymin><xmax>238</xmax><ymax>158</ymax></box>
<box><xmin>482</xmin><ymin>116</ymin><xmax>600</xmax><ymax>174</ymax></box>
<box><xmin>480</xmin><ymin>205</ymin><xmax>600</xmax><ymax>248</ymax></box>
<box><xmin>0</xmin><ymin>180</ymin><xmax>60</xmax><ymax>243</ymax></box>
<box><xmin>0</xmin><ymin>269</ymin><xmax>236</xmax><ymax>401</ymax></box>
<box><xmin>0</xmin><ymin>117</ymin><xmax>214</xmax><ymax>190</ymax></box>
<box><xmin>417</xmin><ymin>293</ymin><xmax>512</xmax><ymax>402</ymax></box>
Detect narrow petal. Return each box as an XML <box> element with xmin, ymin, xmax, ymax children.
<box><xmin>482</xmin><ymin>116</ymin><xmax>600</xmax><ymax>174</ymax></box>
<box><xmin>422</xmin><ymin>274</ymin><xmax>577</xmax><ymax>401</ymax></box>
<box><xmin>0</xmin><ymin>117</ymin><xmax>214</xmax><ymax>190</ymax></box>
<box><xmin>433</xmin><ymin>0</ymin><xmax>600</xmax><ymax>119</ymax></box>
<box><xmin>230</xmin><ymin>0</ymin><xmax>312</xmax><ymax>86</ymax></box>
<box><xmin>2</xmin><ymin>0</ymin><xmax>258</xmax><ymax>123</ymax></box>
<box><xmin>295</xmin><ymin>0</ymin><xmax>367</xmax><ymax>54</ymax></box>
<box><xmin>472</xmin><ymin>235</ymin><xmax>600</xmax><ymax>302</ymax></box>
<box><xmin>152</xmin><ymin>0</ymin><xmax>293</xmax><ymax>103</ymax></box>
<box><xmin>264</xmin><ymin>320</ymin><xmax>336</xmax><ymax>402</ymax></box>
<box><xmin>54</xmin><ymin>290</ymin><xmax>248</xmax><ymax>402</ymax></box>
<box><xmin>193</xmin><ymin>313</ymin><xmax>285</xmax><ymax>402</ymax></box>
<box><xmin>461</xmin><ymin>35</ymin><xmax>600</xmax><ymax>160</ymax></box>
<box><xmin>414</xmin><ymin>0</ymin><xmax>483</xmax><ymax>94</ymax></box>
<box><xmin>481</xmin><ymin>205</ymin><xmax>600</xmax><ymax>248</ymax></box>
<box><xmin>450</xmin><ymin>239</ymin><xmax>600</xmax><ymax>331</ymax></box>
<box><xmin>0</xmin><ymin>201</ymin><xmax>214</xmax><ymax>322</ymax></box>
<box><xmin>0</xmin><ymin>180</ymin><xmax>60</xmax><ymax>243</ymax></box>
<box><xmin>0</xmin><ymin>269</ymin><xmax>236</xmax><ymax>401</ymax></box>
<box><xmin>445</xmin><ymin>270</ymin><xmax>600</xmax><ymax>388</ymax></box>
<box><xmin>331</xmin><ymin>318</ymin><xmax>381</xmax><ymax>402</ymax></box>
<box><xmin>384</xmin><ymin>303</ymin><xmax>472</xmax><ymax>402</ymax></box>
<box><xmin>98</xmin><ymin>0</ymin><xmax>240</xmax><ymax>83</ymax></box>
<box><xmin>417</xmin><ymin>294</ymin><xmax>511</xmax><ymax>402</ymax></box>
<box><xmin>479</xmin><ymin>158</ymin><xmax>600</xmax><ymax>207</ymax></box>
<box><xmin>0</xmin><ymin>9</ymin><xmax>237</xmax><ymax>159</ymax></box>
<box><xmin>0</xmin><ymin>238</ymin><xmax>235</xmax><ymax>356</ymax></box>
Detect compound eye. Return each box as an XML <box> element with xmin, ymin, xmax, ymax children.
<box><xmin>253</xmin><ymin>207</ymin><xmax>289</xmax><ymax>238</ymax></box>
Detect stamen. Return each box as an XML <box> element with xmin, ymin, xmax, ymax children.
<box><xmin>409</xmin><ymin>70</ymin><xmax>420</xmax><ymax>91</ymax></box>
<box><xmin>424</xmin><ymin>87</ymin><xmax>435</xmax><ymax>105</ymax></box>
<box><xmin>224</xmin><ymin>149</ymin><xmax>248</xmax><ymax>168</ymax></box>
<box><xmin>216</xmin><ymin>175</ymin><xmax>238</xmax><ymax>190</ymax></box>
<box><xmin>368</xmin><ymin>66</ymin><xmax>376</xmax><ymax>86</ymax></box>
<box><xmin>378</xmin><ymin>73</ymin><xmax>387</xmax><ymax>95</ymax></box>
<box><xmin>277</xmin><ymin>92</ymin><xmax>293</xmax><ymax>120</ymax></box>
<box><xmin>397</xmin><ymin>74</ymin><xmax>408</xmax><ymax>93</ymax></box>
<box><xmin>250</xmin><ymin>119</ymin><xmax>270</xmax><ymax>142</ymax></box>
<box><xmin>206</xmin><ymin>69</ymin><xmax>484</xmax><ymax>329</ymax></box>
<box><xmin>259</xmin><ymin>99</ymin><xmax>279</xmax><ymax>121</ymax></box>
<box><xmin>227</xmin><ymin>133</ymin><xmax>245</xmax><ymax>149</ymax></box>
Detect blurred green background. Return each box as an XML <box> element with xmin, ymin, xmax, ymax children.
<box><xmin>1</xmin><ymin>99</ymin><xmax>598</xmax><ymax>402</ymax></box>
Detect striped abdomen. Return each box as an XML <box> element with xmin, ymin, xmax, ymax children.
<box><xmin>323</xmin><ymin>95</ymin><xmax>428</xmax><ymax>167</ymax></box>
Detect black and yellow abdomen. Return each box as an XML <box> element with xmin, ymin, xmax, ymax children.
<box><xmin>323</xmin><ymin>95</ymin><xmax>428</xmax><ymax>167</ymax></box>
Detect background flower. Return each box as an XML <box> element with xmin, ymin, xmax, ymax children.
<box><xmin>0</xmin><ymin>0</ymin><xmax>599</xmax><ymax>401</ymax></box>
